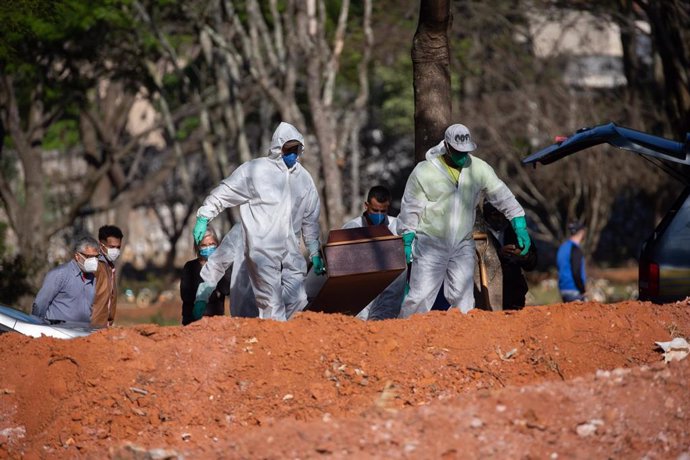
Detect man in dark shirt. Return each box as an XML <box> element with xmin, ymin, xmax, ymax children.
<box><xmin>483</xmin><ymin>202</ymin><xmax>538</xmax><ymax>309</ymax></box>
<box><xmin>557</xmin><ymin>221</ymin><xmax>587</xmax><ymax>302</ymax></box>
<box><xmin>32</xmin><ymin>236</ymin><xmax>100</xmax><ymax>323</ymax></box>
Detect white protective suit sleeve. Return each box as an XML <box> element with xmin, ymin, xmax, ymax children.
<box><xmin>397</xmin><ymin>162</ymin><xmax>429</xmax><ymax>236</ymax></box>
<box><xmin>342</xmin><ymin>217</ymin><xmax>365</xmax><ymax>229</ymax></box>
<box><xmin>301</xmin><ymin>179</ymin><xmax>322</xmax><ymax>257</ymax></box>
<box><xmin>196</xmin><ymin>163</ymin><xmax>254</xmax><ymax>221</ymax></box>
<box><xmin>480</xmin><ymin>164</ymin><xmax>524</xmax><ymax>221</ymax></box>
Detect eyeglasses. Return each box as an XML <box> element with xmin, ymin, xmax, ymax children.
<box><xmin>78</xmin><ymin>251</ymin><xmax>99</xmax><ymax>258</ymax></box>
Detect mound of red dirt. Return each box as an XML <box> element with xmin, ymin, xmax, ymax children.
<box><xmin>1</xmin><ymin>300</ymin><xmax>689</xmax><ymax>458</ymax></box>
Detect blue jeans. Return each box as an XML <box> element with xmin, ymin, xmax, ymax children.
<box><xmin>561</xmin><ymin>290</ymin><xmax>585</xmax><ymax>302</ymax></box>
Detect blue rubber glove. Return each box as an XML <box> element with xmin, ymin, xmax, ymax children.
<box><xmin>193</xmin><ymin>300</ymin><xmax>207</xmax><ymax>320</ymax></box>
<box><xmin>193</xmin><ymin>216</ymin><xmax>209</xmax><ymax>244</ymax></box>
<box><xmin>312</xmin><ymin>255</ymin><xmax>326</xmax><ymax>276</ymax></box>
<box><xmin>402</xmin><ymin>232</ymin><xmax>415</xmax><ymax>264</ymax></box>
<box><xmin>510</xmin><ymin>216</ymin><xmax>531</xmax><ymax>256</ymax></box>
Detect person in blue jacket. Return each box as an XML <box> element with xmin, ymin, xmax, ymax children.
<box><xmin>557</xmin><ymin>221</ymin><xmax>587</xmax><ymax>302</ymax></box>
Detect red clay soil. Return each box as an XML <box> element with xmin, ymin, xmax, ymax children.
<box><xmin>1</xmin><ymin>300</ymin><xmax>689</xmax><ymax>459</ymax></box>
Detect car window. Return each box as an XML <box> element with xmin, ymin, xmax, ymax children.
<box><xmin>0</xmin><ymin>305</ymin><xmax>45</xmax><ymax>324</ymax></box>
<box><xmin>656</xmin><ymin>193</ymin><xmax>690</xmax><ymax>266</ymax></box>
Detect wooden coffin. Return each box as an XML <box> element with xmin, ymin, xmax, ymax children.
<box><xmin>306</xmin><ymin>225</ymin><xmax>406</xmax><ymax>315</ymax></box>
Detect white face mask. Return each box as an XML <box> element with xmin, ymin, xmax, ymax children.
<box><xmin>81</xmin><ymin>256</ymin><xmax>99</xmax><ymax>274</ymax></box>
<box><xmin>105</xmin><ymin>247</ymin><xmax>121</xmax><ymax>262</ymax></box>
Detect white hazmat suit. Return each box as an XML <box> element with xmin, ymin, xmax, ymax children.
<box><xmin>196</xmin><ymin>122</ymin><xmax>321</xmax><ymax>321</ymax></box>
<box><xmin>398</xmin><ymin>141</ymin><xmax>524</xmax><ymax>316</ymax></box>
<box><xmin>342</xmin><ymin>215</ymin><xmax>406</xmax><ymax>320</ymax></box>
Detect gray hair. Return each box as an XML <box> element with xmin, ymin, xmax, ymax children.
<box><xmin>74</xmin><ymin>235</ymin><xmax>99</xmax><ymax>253</ymax></box>
<box><xmin>194</xmin><ymin>224</ymin><xmax>219</xmax><ymax>250</ymax></box>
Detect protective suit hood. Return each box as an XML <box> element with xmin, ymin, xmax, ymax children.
<box><xmin>269</xmin><ymin>122</ymin><xmax>305</xmax><ymax>160</ymax></box>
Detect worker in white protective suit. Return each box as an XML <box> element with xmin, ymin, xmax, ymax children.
<box><xmin>191</xmin><ymin>122</ymin><xmax>325</xmax><ymax>321</ymax></box>
<box><xmin>398</xmin><ymin>123</ymin><xmax>531</xmax><ymax>317</ymax></box>
<box><xmin>195</xmin><ymin>223</ymin><xmax>258</xmax><ymax>318</ymax></box>
<box><xmin>342</xmin><ymin>185</ymin><xmax>405</xmax><ymax>320</ymax></box>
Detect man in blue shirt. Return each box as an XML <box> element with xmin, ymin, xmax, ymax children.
<box><xmin>557</xmin><ymin>221</ymin><xmax>587</xmax><ymax>302</ymax></box>
<box><xmin>32</xmin><ymin>236</ymin><xmax>100</xmax><ymax>323</ymax></box>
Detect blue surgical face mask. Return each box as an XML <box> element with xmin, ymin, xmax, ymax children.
<box><xmin>367</xmin><ymin>212</ymin><xmax>386</xmax><ymax>225</ymax></box>
<box><xmin>283</xmin><ymin>153</ymin><xmax>299</xmax><ymax>168</ymax></box>
<box><xmin>199</xmin><ymin>245</ymin><xmax>216</xmax><ymax>259</ymax></box>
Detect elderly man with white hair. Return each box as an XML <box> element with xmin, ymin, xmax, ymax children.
<box><xmin>32</xmin><ymin>236</ymin><xmax>101</xmax><ymax>324</ymax></box>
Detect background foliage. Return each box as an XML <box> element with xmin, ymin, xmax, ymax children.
<box><xmin>0</xmin><ymin>0</ymin><xmax>688</xmax><ymax>307</ymax></box>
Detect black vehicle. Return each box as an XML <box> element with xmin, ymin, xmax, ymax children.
<box><xmin>522</xmin><ymin>122</ymin><xmax>690</xmax><ymax>303</ymax></box>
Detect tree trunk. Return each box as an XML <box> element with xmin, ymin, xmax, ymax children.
<box><xmin>0</xmin><ymin>78</ymin><xmax>48</xmax><ymax>294</ymax></box>
<box><xmin>412</xmin><ymin>0</ymin><xmax>452</xmax><ymax>162</ymax></box>
<box><xmin>642</xmin><ymin>1</ymin><xmax>690</xmax><ymax>137</ymax></box>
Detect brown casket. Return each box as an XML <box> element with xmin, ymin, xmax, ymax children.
<box><xmin>305</xmin><ymin>225</ymin><xmax>406</xmax><ymax>315</ymax></box>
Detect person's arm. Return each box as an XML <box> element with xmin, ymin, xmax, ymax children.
<box><xmin>32</xmin><ymin>267</ymin><xmax>63</xmax><ymax>318</ymax></box>
<box><xmin>109</xmin><ymin>269</ymin><xmax>118</xmax><ymax>325</ymax></box>
<box><xmin>397</xmin><ymin>166</ymin><xmax>425</xmax><ymax>236</ymax></box>
<box><xmin>90</xmin><ymin>261</ymin><xmax>110</xmax><ymax>326</ymax></box>
<box><xmin>301</xmin><ymin>180</ymin><xmax>322</xmax><ymax>258</ymax></box>
<box><xmin>342</xmin><ymin>218</ymin><xmax>363</xmax><ymax>229</ymax></box>
<box><xmin>570</xmin><ymin>245</ymin><xmax>586</xmax><ymax>293</ymax></box>
<box><xmin>481</xmin><ymin>164</ymin><xmax>524</xmax><ymax>221</ymax></box>
<box><xmin>180</xmin><ymin>262</ymin><xmax>199</xmax><ymax>304</ymax></box>
<box><xmin>216</xmin><ymin>267</ymin><xmax>232</xmax><ymax>297</ymax></box>
<box><xmin>521</xmin><ymin>243</ymin><xmax>538</xmax><ymax>271</ymax></box>
<box><xmin>301</xmin><ymin>180</ymin><xmax>326</xmax><ymax>274</ymax></box>
<box><xmin>480</xmin><ymin>163</ymin><xmax>533</xmax><ymax>255</ymax></box>
<box><xmin>180</xmin><ymin>262</ymin><xmax>199</xmax><ymax>324</ymax></box>
<box><xmin>196</xmin><ymin>164</ymin><xmax>253</xmax><ymax>221</ymax></box>
<box><xmin>503</xmin><ymin>228</ymin><xmax>538</xmax><ymax>270</ymax></box>
<box><xmin>200</xmin><ymin>223</ymin><xmax>242</xmax><ymax>288</ymax></box>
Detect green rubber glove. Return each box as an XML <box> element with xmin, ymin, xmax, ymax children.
<box><xmin>192</xmin><ymin>300</ymin><xmax>207</xmax><ymax>320</ymax></box>
<box><xmin>312</xmin><ymin>255</ymin><xmax>326</xmax><ymax>276</ymax></box>
<box><xmin>402</xmin><ymin>232</ymin><xmax>415</xmax><ymax>264</ymax></box>
<box><xmin>193</xmin><ymin>216</ymin><xmax>209</xmax><ymax>244</ymax></box>
<box><xmin>195</xmin><ymin>281</ymin><xmax>215</xmax><ymax>303</ymax></box>
<box><xmin>511</xmin><ymin>216</ymin><xmax>531</xmax><ymax>256</ymax></box>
